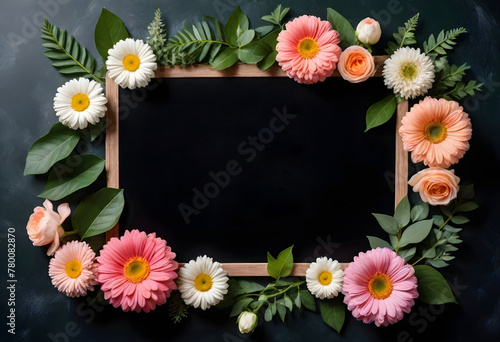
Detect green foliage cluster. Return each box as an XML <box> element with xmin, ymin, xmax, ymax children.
<box><xmin>221</xmin><ymin>246</ymin><xmax>345</xmax><ymax>334</ymax></box>
<box><xmin>368</xmin><ymin>188</ymin><xmax>478</xmax><ymax>304</ymax></box>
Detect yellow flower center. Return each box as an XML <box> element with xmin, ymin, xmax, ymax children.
<box><xmin>367</xmin><ymin>272</ymin><xmax>393</xmax><ymax>299</ymax></box>
<box><xmin>65</xmin><ymin>259</ymin><xmax>82</xmax><ymax>279</ymax></box>
<box><xmin>424</xmin><ymin>121</ymin><xmax>448</xmax><ymax>144</ymax></box>
<box><xmin>123</xmin><ymin>256</ymin><xmax>150</xmax><ymax>283</ymax></box>
<box><xmin>194</xmin><ymin>273</ymin><xmax>213</xmax><ymax>292</ymax></box>
<box><xmin>70</xmin><ymin>93</ymin><xmax>90</xmax><ymax>112</ymax></box>
<box><xmin>122</xmin><ymin>54</ymin><xmax>141</xmax><ymax>71</ymax></box>
<box><xmin>401</xmin><ymin>63</ymin><xmax>418</xmax><ymax>80</ymax></box>
<box><xmin>297</xmin><ymin>37</ymin><xmax>320</xmax><ymax>59</ymax></box>
<box><xmin>318</xmin><ymin>271</ymin><xmax>333</xmax><ymax>285</ymax></box>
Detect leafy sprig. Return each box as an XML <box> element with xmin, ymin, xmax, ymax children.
<box><xmin>41</xmin><ymin>18</ymin><xmax>103</xmax><ymax>82</ymax></box>
<box><xmin>385</xmin><ymin>13</ymin><xmax>419</xmax><ymax>55</ymax></box>
<box><xmin>261</xmin><ymin>4</ymin><xmax>289</xmax><ymax>29</ymax></box>
<box><xmin>423</xmin><ymin>28</ymin><xmax>467</xmax><ymax>60</ymax></box>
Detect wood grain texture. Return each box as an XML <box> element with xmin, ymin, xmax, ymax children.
<box><xmin>177</xmin><ymin>263</ymin><xmax>349</xmax><ymax>277</ymax></box>
<box><xmin>154</xmin><ymin>56</ymin><xmax>387</xmax><ymax>78</ymax></box>
<box><xmin>395</xmin><ymin>100</ymin><xmax>409</xmax><ymax>207</ymax></box>
<box><xmin>105</xmin><ymin>74</ymin><xmax>120</xmax><ymax>242</ymax></box>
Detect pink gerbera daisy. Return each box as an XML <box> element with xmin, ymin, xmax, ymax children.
<box><xmin>96</xmin><ymin>230</ymin><xmax>178</xmax><ymax>313</ymax></box>
<box><xmin>399</xmin><ymin>97</ymin><xmax>472</xmax><ymax>168</ymax></box>
<box><xmin>276</xmin><ymin>15</ymin><xmax>342</xmax><ymax>84</ymax></box>
<box><xmin>343</xmin><ymin>248</ymin><xmax>418</xmax><ymax>327</ymax></box>
<box><xmin>48</xmin><ymin>240</ymin><xmax>98</xmax><ymax>298</ymax></box>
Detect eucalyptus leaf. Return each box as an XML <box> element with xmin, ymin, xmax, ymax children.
<box><xmin>433</xmin><ymin>215</ymin><xmax>445</xmax><ymax>227</ymax></box>
<box><xmin>210</xmin><ymin>47</ymin><xmax>239</xmax><ymax>70</ymax></box>
<box><xmin>372</xmin><ymin>213</ymin><xmax>399</xmax><ymax>235</ymax></box>
<box><xmin>427</xmin><ymin>259</ymin><xmax>449</xmax><ymax>268</ymax></box>
<box><xmin>38</xmin><ymin>154</ymin><xmax>105</xmax><ymax>201</ymax></box>
<box><xmin>326</xmin><ymin>8</ymin><xmax>357</xmax><ymax>48</ymax></box>
<box><xmin>414</xmin><ymin>265</ymin><xmax>457</xmax><ymax>304</ymax></box>
<box><xmin>320</xmin><ymin>297</ymin><xmax>345</xmax><ymax>334</ymax></box>
<box><xmin>230</xmin><ymin>297</ymin><xmax>254</xmax><ymax>317</ymax></box>
<box><xmin>456</xmin><ymin>201</ymin><xmax>479</xmax><ymax>212</ymax></box>
<box><xmin>72</xmin><ymin>187</ymin><xmax>124</xmax><ymax>240</ymax></box>
<box><xmin>24</xmin><ymin>123</ymin><xmax>80</xmax><ymax>175</ymax></box>
<box><xmin>224</xmin><ymin>6</ymin><xmax>249</xmax><ymax>46</ymax></box>
<box><xmin>365</xmin><ymin>95</ymin><xmax>397</xmax><ymax>131</ymax></box>
<box><xmin>367</xmin><ymin>236</ymin><xmax>394</xmax><ymax>250</ymax></box>
<box><xmin>398</xmin><ymin>219</ymin><xmax>434</xmax><ymax>248</ymax></box>
<box><xmin>398</xmin><ymin>246</ymin><xmax>417</xmax><ymax>262</ymax></box>
<box><xmin>411</xmin><ymin>202</ymin><xmax>429</xmax><ymax>222</ymax></box>
<box><xmin>94</xmin><ymin>8</ymin><xmax>129</xmax><ymax>61</ymax></box>
<box><xmin>267</xmin><ymin>245</ymin><xmax>294</xmax><ymax>280</ymax></box>
<box><xmin>395</xmin><ymin>195</ymin><xmax>411</xmax><ymax>228</ymax></box>
<box><xmin>451</xmin><ymin>216</ymin><xmax>470</xmax><ymax>225</ymax></box>
<box><xmin>300</xmin><ymin>290</ymin><xmax>316</xmax><ymax>312</ymax></box>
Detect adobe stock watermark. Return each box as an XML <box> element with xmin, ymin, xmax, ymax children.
<box><xmin>397</xmin><ymin>277</ymin><xmax>467</xmax><ymax>342</ymax></box>
<box><xmin>4</xmin><ymin>0</ymin><xmax>71</xmax><ymax>55</ymax></box>
<box><xmin>178</xmin><ymin>107</ymin><xmax>297</xmax><ymax>225</ymax></box>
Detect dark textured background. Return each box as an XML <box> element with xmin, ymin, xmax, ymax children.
<box><xmin>1</xmin><ymin>0</ymin><xmax>499</xmax><ymax>341</ymax></box>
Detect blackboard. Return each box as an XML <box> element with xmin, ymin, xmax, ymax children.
<box><xmin>118</xmin><ymin>75</ymin><xmax>395</xmax><ymax>264</ymax></box>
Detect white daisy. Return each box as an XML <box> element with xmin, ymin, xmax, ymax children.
<box><xmin>383</xmin><ymin>47</ymin><xmax>435</xmax><ymax>99</ymax></box>
<box><xmin>106</xmin><ymin>38</ymin><xmax>157</xmax><ymax>90</ymax></box>
<box><xmin>306</xmin><ymin>257</ymin><xmax>344</xmax><ymax>299</ymax></box>
<box><xmin>53</xmin><ymin>78</ymin><xmax>107</xmax><ymax>130</ymax></box>
<box><xmin>177</xmin><ymin>255</ymin><xmax>229</xmax><ymax>310</ymax></box>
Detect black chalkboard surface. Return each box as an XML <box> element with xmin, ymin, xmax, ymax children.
<box><xmin>119</xmin><ymin>76</ymin><xmax>395</xmax><ymax>264</ymax></box>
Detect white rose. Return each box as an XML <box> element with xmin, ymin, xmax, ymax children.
<box><xmin>356</xmin><ymin>18</ymin><xmax>382</xmax><ymax>45</ymax></box>
<box><xmin>237</xmin><ymin>311</ymin><xmax>258</xmax><ymax>334</ymax></box>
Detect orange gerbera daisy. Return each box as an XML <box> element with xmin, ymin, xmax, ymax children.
<box><xmin>399</xmin><ymin>97</ymin><xmax>472</xmax><ymax>168</ymax></box>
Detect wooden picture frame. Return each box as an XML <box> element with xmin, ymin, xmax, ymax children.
<box><xmin>104</xmin><ymin>56</ymin><xmax>409</xmax><ymax>276</ymax></box>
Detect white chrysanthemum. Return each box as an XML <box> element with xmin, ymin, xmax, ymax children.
<box><xmin>306</xmin><ymin>257</ymin><xmax>344</xmax><ymax>299</ymax></box>
<box><xmin>383</xmin><ymin>47</ymin><xmax>435</xmax><ymax>99</ymax></box>
<box><xmin>53</xmin><ymin>78</ymin><xmax>107</xmax><ymax>130</ymax></box>
<box><xmin>177</xmin><ymin>255</ymin><xmax>229</xmax><ymax>310</ymax></box>
<box><xmin>106</xmin><ymin>38</ymin><xmax>157</xmax><ymax>90</ymax></box>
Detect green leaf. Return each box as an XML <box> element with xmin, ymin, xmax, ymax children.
<box><xmin>72</xmin><ymin>188</ymin><xmax>124</xmax><ymax>240</ymax></box>
<box><xmin>41</xmin><ymin>19</ymin><xmax>100</xmax><ymax>81</ymax></box>
<box><xmin>395</xmin><ymin>195</ymin><xmax>411</xmax><ymax>228</ymax></box>
<box><xmin>414</xmin><ymin>265</ymin><xmax>457</xmax><ymax>304</ymax></box>
<box><xmin>367</xmin><ymin>236</ymin><xmax>394</xmax><ymax>250</ymax></box>
<box><xmin>456</xmin><ymin>201</ymin><xmax>479</xmax><ymax>212</ymax></box>
<box><xmin>398</xmin><ymin>246</ymin><xmax>417</xmax><ymax>262</ymax></box>
<box><xmin>238</xmin><ymin>41</ymin><xmax>266</xmax><ymax>64</ymax></box>
<box><xmin>94</xmin><ymin>8</ymin><xmax>129</xmax><ymax>61</ymax></box>
<box><xmin>326</xmin><ymin>8</ymin><xmax>357</xmax><ymax>49</ymax></box>
<box><xmin>385</xmin><ymin>13</ymin><xmax>419</xmax><ymax>55</ymax></box>
<box><xmin>320</xmin><ymin>297</ymin><xmax>345</xmax><ymax>334</ymax></box>
<box><xmin>411</xmin><ymin>202</ymin><xmax>430</xmax><ymax>222</ymax></box>
<box><xmin>372</xmin><ymin>213</ymin><xmax>399</xmax><ymax>235</ymax></box>
<box><xmin>24</xmin><ymin>123</ymin><xmax>80</xmax><ymax>175</ymax></box>
<box><xmin>451</xmin><ymin>216</ymin><xmax>470</xmax><ymax>225</ymax></box>
<box><xmin>427</xmin><ymin>259</ymin><xmax>449</xmax><ymax>268</ymax></box>
<box><xmin>237</xmin><ymin>29</ymin><xmax>255</xmax><ymax>47</ymax></box>
<box><xmin>300</xmin><ymin>290</ymin><xmax>316</xmax><ymax>312</ymax></box>
<box><xmin>264</xmin><ymin>305</ymin><xmax>273</xmax><ymax>321</ymax></box>
<box><xmin>224</xmin><ymin>6</ymin><xmax>249</xmax><ymax>46</ymax></box>
<box><xmin>398</xmin><ymin>219</ymin><xmax>434</xmax><ymax>248</ymax></box>
<box><xmin>257</xmin><ymin>50</ymin><xmax>278</xmax><ymax>70</ymax></box>
<box><xmin>283</xmin><ymin>294</ymin><xmax>293</xmax><ymax>311</ymax></box>
<box><xmin>230</xmin><ymin>297</ymin><xmax>254</xmax><ymax>317</ymax></box>
<box><xmin>255</xmin><ymin>25</ymin><xmax>274</xmax><ymax>37</ymax></box>
<box><xmin>365</xmin><ymin>95</ymin><xmax>397</xmax><ymax>131</ymax></box>
<box><xmin>441</xmin><ymin>205</ymin><xmax>453</xmax><ymax>218</ymax></box>
<box><xmin>433</xmin><ymin>215</ymin><xmax>445</xmax><ymax>227</ymax></box>
<box><xmin>267</xmin><ymin>245</ymin><xmax>294</xmax><ymax>280</ymax></box>
<box><xmin>294</xmin><ymin>290</ymin><xmax>302</xmax><ymax>309</ymax></box>
<box><xmin>231</xmin><ymin>280</ymin><xmax>265</xmax><ymax>296</ymax></box>
<box><xmin>277</xmin><ymin>301</ymin><xmax>286</xmax><ymax>322</ymax></box>
<box><xmin>210</xmin><ymin>47</ymin><xmax>239</xmax><ymax>70</ymax></box>
<box><xmin>38</xmin><ymin>154</ymin><xmax>105</xmax><ymax>201</ymax></box>
<box><xmin>79</xmin><ymin>121</ymin><xmax>106</xmax><ymax>142</ymax></box>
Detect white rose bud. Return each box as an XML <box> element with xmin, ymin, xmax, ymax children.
<box><xmin>237</xmin><ymin>311</ymin><xmax>258</xmax><ymax>334</ymax></box>
<box><xmin>356</xmin><ymin>17</ymin><xmax>382</xmax><ymax>45</ymax></box>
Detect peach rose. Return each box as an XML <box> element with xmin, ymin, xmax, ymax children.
<box><xmin>356</xmin><ymin>17</ymin><xmax>382</xmax><ymax>45</ymax></box>
<box><xmin>26</xmin><ymin>199</ymin><xmax>70</xmax><ymax>255</ymax></box>
<box><xmin>338</xmin><ymin>46</ymin><xmax>375</xmax><ymax>83</ymax></box>
<box><xmin>408</xmin><ymin>168</ymin><xmax>460</xmax><ymax>206</ymax></box>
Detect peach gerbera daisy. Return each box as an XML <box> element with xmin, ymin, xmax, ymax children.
<box><xmin>48</xmin><ymin>240</ymin><xmax>98</xmax><ymax>297</ymax></box>
<box><xmin>399</xmin><ymin>97</ymin><xmax>472</xmax><ymax>168</ymax></box>
<box><xmin>276</xmin><ymin>15</ymin><xmax>342</xmax><ymax>84</ymax></box>
<box><xmin>343</xmin><ymin>248</ymin><xmax>418</xmax><ymax>327</ymax></box>
<box><xmin>96</xmin><ymin>230</ymin><xmax>178</xmax><ymax>313</ymax></box>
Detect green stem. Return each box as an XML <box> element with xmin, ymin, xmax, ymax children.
<box><xmin>250</xmin><ymin>281</ymin><xmax>305</xmax><ymax>313</ymax></box>
<box><xmin>62</xmin><ymin>230</ymin><xmax>79</xmax><ymax>238</ymax></box>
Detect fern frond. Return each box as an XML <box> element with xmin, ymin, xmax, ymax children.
<box><xmin>423</xmin><ymin>27</ymin><xmax>467</xmax><ymax>60</ymax></box>
<box><xmin>41</xmin><ymin>18</ymin><xmax>101</xmax><ymax>82</ymax></box>
<box><xmin>385</xmin><ymin>13</ymin><xmax>419</xmax><ymax>55</ymax></box>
